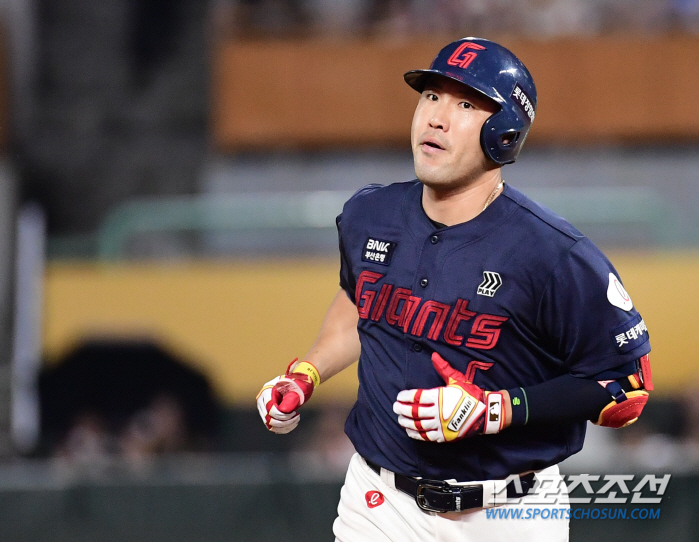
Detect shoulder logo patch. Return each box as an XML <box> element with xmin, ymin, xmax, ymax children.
<box><xmin>362</xmin><ymin>237</ymin><xmax>396</xmax><ymax>266</ymax></box>
<box><xmin>607</xmin><ymin>273</ymin><xmax>633</xmax><ymax>311</ymax></box>
<box><xmin>477</xmin><ymin>271</ymin><xmax>502</xmax><ymax>297</ymax></box>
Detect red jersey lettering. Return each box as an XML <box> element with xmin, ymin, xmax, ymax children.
<box><xmin>444</xmin><ymin>299</ymin><xmax>477</xmax><ymax>346</ymax></box>
<box><xmin>411</xmin><ymin>300</ymin><xmax>450</xmax><ymax>340</ymax></box>
<box><xmin>466</xmin><ymin>315</ymin><xmax>509</xmax><ymax>350</ymax></box>
<box><xmin>355</xmin><ymin>278</ymin><xmax>507</xmax><ymax>349</ymax></box>
<box><xmin>356</xmin><ymin>271</ymin><xmax>383</xmax><ymax>318</ymax></box>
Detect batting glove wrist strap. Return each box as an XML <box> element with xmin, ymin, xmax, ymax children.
<box><xmin>483</xmin><ymin>391</ymin><xmax>506</xmax><ymax>434</ymax></box>
<box><xmin>292</xmin><ymin>361</ymin><xmax>321</xmax><ymax>389</ymax></box>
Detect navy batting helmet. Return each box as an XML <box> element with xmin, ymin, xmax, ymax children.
<box><xmin>404</xmin><ymin>37</ymin><xmax>536</xmax><ymax>165</ymax></box>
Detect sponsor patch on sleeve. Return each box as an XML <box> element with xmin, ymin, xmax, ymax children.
<box><xmin>610</xmin><ymin>313</ymin><xmax>649</xmax><ymax>354</ymax></box>
<box><xmin>362</xmin><ymin>237</ymin><xmax>396</xmax><ymax>266</ymax></box>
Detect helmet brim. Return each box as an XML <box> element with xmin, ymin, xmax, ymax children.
<box><xmin>403</xmin><ymin>69</ymin><xmax>504</xmax><ymax>109</ymax></box>
<box><xmin>403</xmin><ymin>70</ymin><xmax>434</xmax><ymax>93</ymax></box>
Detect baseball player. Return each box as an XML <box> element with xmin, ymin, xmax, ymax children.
<box><xmin>257</xmin><ymin>37</ymin><xmax>653</xmax><ymax>542</ymax></box>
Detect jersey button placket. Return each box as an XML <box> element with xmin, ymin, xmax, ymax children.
<box><xmin>415</xmin><ymin>231</ymin><xmax>443</xmax><ymax>294</ymax></box>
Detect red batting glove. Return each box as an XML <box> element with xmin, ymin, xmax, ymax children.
<box><xmin>256</xmin><ymin>359</ymin><xmax>320</xmax><ymax>434</ymax></box>
<box><xmin>393</xmin><ymin>352</ymin><xmax>506</xmax><ymax>442</ymax></box>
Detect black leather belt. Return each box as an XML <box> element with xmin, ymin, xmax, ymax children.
<box><xmin>365</xmin><ymin>458</ymin><xmax>536</xmax><ymax>513</ymax></box>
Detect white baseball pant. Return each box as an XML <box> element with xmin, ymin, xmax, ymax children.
<box><xmin>333</xmin><ymin>454</ymin><xmax>569</xmax><ymax>542</ymax></box>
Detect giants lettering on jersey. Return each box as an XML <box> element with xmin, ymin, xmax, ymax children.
<box><xmin>355</xmin><ymin>271</ymin><xmax>508</xmax><ymax>349</ymax></box>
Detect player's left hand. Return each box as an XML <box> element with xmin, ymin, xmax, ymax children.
<box><xmin>393</xmin><ymin>352</ymin><xmax>506</xmax><ymax>442</ymax></box>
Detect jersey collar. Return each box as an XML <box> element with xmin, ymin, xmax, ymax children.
<box><xmin>404</xmin><ymin>181</ymin><xmax>519</xmax><ymax>244</ymax></box>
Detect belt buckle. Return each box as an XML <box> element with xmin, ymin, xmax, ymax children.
<box><xmin>415</xmin><ymin>480</ymin><xmax>457</xmax><ymax>513</ymax></box>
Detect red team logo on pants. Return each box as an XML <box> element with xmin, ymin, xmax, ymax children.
<box><xmin>365</xmin><ymin>491</ymin><xmax>385</xmax><ymax>508</ymax></box>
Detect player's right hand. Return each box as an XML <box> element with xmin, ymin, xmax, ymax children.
<box><xmin>256</xmin><ymin>359</ymin><xmax>320</xmax><ymax>434</ymax></box>
<box><xmin>393</xmin><ymin>352</ymin><xmax>506</xmax><ymax>442</ymax></box>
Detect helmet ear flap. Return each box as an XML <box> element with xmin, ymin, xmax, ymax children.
<box><xmin>480</xmin><ymin>112</ymin><xmax>526</xmax><ymax>165</ymax></box>
<box><xmin>500</xmin><ymin>130</ymin><xmax>520</xmax><ymax>148</ymax></box>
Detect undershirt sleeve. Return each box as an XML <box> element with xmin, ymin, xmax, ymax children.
<box><xmin>507</xmin><ymin>374</ymin><xmax>621</xmax><ymax>426</ymax></box>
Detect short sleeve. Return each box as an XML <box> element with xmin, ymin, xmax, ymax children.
<box><xmin>537</xmin><ymin>239</ymin><xmax>651</xmax><ymax>377</ymax></box>
<box><xmin>336</xmin><ymin>212</ymin><xmax>356</xmax><ymax>300</ymax></box>
<box><xmin>335</xmin><ymin>184</ymin><xmax>384</xmax><ymax>302</ymax></box>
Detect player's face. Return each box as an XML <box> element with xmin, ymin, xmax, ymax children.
<box><xmin>411</xmin><ymin>75</ymin><xmax>499</xmax><ymax>192</ymax></box>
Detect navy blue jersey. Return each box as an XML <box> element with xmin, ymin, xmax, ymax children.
<box><xmin>337</xmin><ymin>181</ymin><xmax>650</xmax><ymax>482</ymax></box>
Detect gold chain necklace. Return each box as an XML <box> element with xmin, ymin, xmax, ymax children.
<box><xmin>483</xmin><ymin>180</ymin><xmax>504</xmax><ymax>211</ymax></box>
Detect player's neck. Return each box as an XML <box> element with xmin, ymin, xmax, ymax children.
<box><xmin>421</xmin><ymin>170</ymin><xmax>504</xmax><ymax>227</ymax></box>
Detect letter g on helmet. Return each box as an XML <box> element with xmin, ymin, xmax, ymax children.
<box><xmin>404</xmin><ymin>37</ymin><xmax>537</xmax><ymax>165</ymax></box>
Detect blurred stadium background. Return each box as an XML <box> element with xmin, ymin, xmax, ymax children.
<box><xmin>0</xmin><ymin>0</ymin><xmax>696</xmax><ymax>540</ymax></box>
